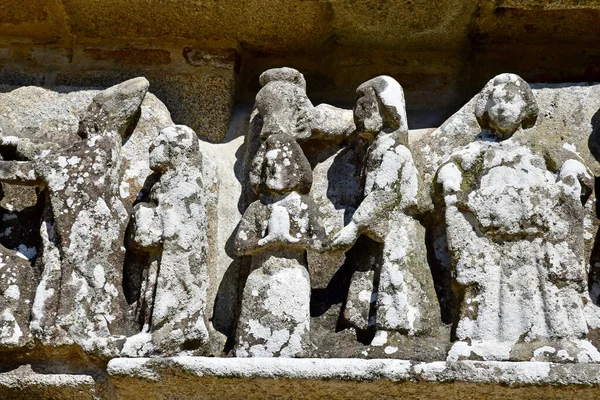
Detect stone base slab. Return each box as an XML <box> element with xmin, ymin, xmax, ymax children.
<box><xmin>0</xmin><ymin>364</ymin><xmax>112</xmax><ymax>400</ymax></box>
<box><xmin>107</xmin><ymin>357</ymin><xmax>600</xmax><ymax>399</ymax></box>
<box><xmin>4</xmin><ymin>357</ymin><xmax>600</xmax><ymax>399</ymax></box>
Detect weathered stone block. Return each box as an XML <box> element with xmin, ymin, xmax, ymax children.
<box><xmin>106</xmin><ymin>357</ymin><xmax>600</xmax><ymax>399</ymax></box>
<box><xmin>0</xmin><ymin>0</ymin><xmax>66</xmax><ymax>38</ymax></box>
<box><xmin>50</xmin><ymin>46</ymin><xmax>237</xmax><ymax>143</ymax></box>
<box><xmin>0</xmin><ymin>365</ymin><xmax>112</xmax><ymax>400</ymax></box>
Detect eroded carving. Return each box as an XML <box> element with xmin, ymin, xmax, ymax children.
<box><xmin>329</xmin><ymin>76</ymin><xmax>443</xmax><ymax>356</ymax></box>
<box><xmin>234</xmin><ymin>133</ymin><xmax>324</xmax><ymax>357</ymax></box>
<box><xmin>255</xmin><ymin>67</ymin><xmax>355</xmax><ymax>143</ymax></box>
<box><xmin>0</xmin><ymin>246</ymin><xmax>35</xmax><ymax>349</ymax></box>
<box><xmin>123</xmin><ymin>125</ymin><xmax>217</xmax><ymax>356</ymax></box>
<box><xmin>0</xmin><ymin>78</ymin><xmax>149</xmax><ymax>356</ymax></box>
<box><xmin>0</xmin><ymin>68</ymin><xmax>599</xmax><ymax>366</ymax></box>
<box><xmin>436</xmin><ymin>74</ymin><xmax>596</xmax><ymax>362</ymax></box>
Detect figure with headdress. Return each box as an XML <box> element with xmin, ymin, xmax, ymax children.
<box><xmin>234</xmin><ymin>133</ymin><xmax>324</xmax><ymax>357</ymax></box>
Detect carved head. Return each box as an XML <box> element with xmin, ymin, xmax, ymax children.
<box><xmin>259</xmin><ymin>67</ymin><xmax>307</xmax><ymax>90</ymax></box>
<box><xmin>149</xmin><ymin>125</ymin><xmax>199</xmax><ymax>173</ymax></box>
<box><xmin>79</xmin><ymin>77</ymin><xmax>149</xmax><ymax>139</ymax></box>
<box><xmin>354</xmin><ymin>76</ymin><xmax>409</xmax><ymax>145</ymax></box>
<box><xmin>250</xmin><ymin>133</ymin><xmax>312</xmax><ymax>196</ymax></box>
<box><xmin>475</xmin><ymin>73</ymin><xmax>539</xmax><ymax>140</ymax></box>
<box><xmin>255</xmin><ymin>67</ymin><xmax>313</xmax><ymax>142</ymax></box>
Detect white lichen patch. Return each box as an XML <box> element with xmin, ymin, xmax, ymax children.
<box><xmin>0</xmin><ymin>309</ymin><xmax>22</xmax><ymax>345</ymax></box>
<box><xmin>371</xmin><ymin>331</ymin><xmax>388</xmax><ymax>347</ymax></box>
<box><xmin>4</xmin><ymin>284</ymin><xmax>20</xmax><ymax>300</ymax></box>
<box><xmin>441</xmin><ymin>138</ymin><xmax>591</xmax><ymax>361</ymax></box>
<box><xmin>236</xmin><ymin>257</ymin><xmax>311</xmax><ymax>357</ymax></box>
<box><xmin>437</xmin><ymin>163</ymin><xmax>462</xmax><ymax>194</ymax></box>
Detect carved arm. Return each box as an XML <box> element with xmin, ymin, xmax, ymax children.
<box><xmin>558</xmin><ymin>159</ymin><xmax>593</xmax><ymax>202</ymax></box>
<box><xmin>130</xmin><ymin>203</ymin><xmax>163</xmax><ymax>251</ymax></box>
<box><xmin>234</xmin><ymin>201</ymin><xmax>266</xmax><ymax>256</ymax></box>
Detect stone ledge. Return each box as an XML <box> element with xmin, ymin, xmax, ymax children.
<box><xmin>107</xmin><ymin>357</ymin><xmax>600</xmax><ymax>385</ymax></box>
<box><xmin>0</xmin><ymin>364</ymin><xmax>110</xmax><ymax>400</ymax></box>
<box><xmin>106</xmin><ymin>357</ymin><xmax>600</xmax><ymax>399</ymax></box>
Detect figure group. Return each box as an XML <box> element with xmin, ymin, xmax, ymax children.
<box><xmin>233</xmin><ymin>67</ymin><xmax>598</xmax><ymax>361</ymax></box>
<box><xmin>233</xmin><ymin>68</ymin><xmax>443</xmax><ymax>357</ymax></box>
<box><xmin>0</xmin><ymin>78</ymin><xmax>217</xmax><ymax>358</ymax></box>
<box><xmin>0</xmin><ymin>67</ymin><xmax>597</xmax><ymax>362</ymax></box>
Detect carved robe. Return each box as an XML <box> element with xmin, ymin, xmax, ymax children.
<box><xmin>438</xmin><ymin>140</ymin><xmax>590</xmax><ymax>360</ymax></box>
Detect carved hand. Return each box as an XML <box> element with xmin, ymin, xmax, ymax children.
<box><xmin>331</xmin><ymin>221</ymin><xmax>359</xmax><ymax>251</ymax></box>
<box><xmin>258</xmin><ymin>205</ymin><xmax>300</xmax><ymax>246</ymax></box>
<box><xmin>131</xmin><ymin>203</ymin><xmax>163</xmax><ymax>249</ymax></box>
<box><xmin>558</xmin><ymin>159</ymin><xmax>593</xmax><ymax>200</ymax></box>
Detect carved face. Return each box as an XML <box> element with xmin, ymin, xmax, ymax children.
<box><xmin>149</xmin><ymin>136</ymin><xmax>169</xmax><ymax>172</ymax></box>
<box><xmin>487</xmin><ymin>84</ymin><xmax>528</xmax><ymax>135</ymax></box>
<box><xmin>149</xmin><ymin>125</ymin><xmax>196</xmax><ymax>173</ymax></box>
<box><xmin>263</xmin><ymin>148</ymin><xmax>288</xmax><ymax>192</ymax></box>
<box><xmin>250</xmin><ymin>133</ymin><xmax>313</xmax><ymax>196</ymax></box>
<box><xmin>354</xmin><ymin>87</ymin><xmax>383</xmax><ymax>138</ymax></box>
<box><xmin>475</xmin><ymin>73</ymin><xmax>538</xmax><ymax>140</ymax></box>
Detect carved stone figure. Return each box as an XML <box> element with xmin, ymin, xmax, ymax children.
<box><xmin>254</xmin><ymin>67</ymin><xmax>355</xmax><ymax>143</ymax></box>
<box><xmin>436</xmin><ymin>73</ymin><xmax>597</xmax><ymax>361</ymax></box>
<box><xmin>332</xmin><ymin>76</ymin><xmax>441</xmax><ymax>338</ymax></box>
<box><xmin>0</xmin><ymin>78</ymin><xmax>148</xmax><ymax>356</ymax></box>
<box><xmin>234</xmin><ymin>133</ymin><xmax>324</xmax><ymax>357</ymax></box>
<box><xmin>122</xmin><ymin>125</ymin><xmax>217</xmax><ymax>356</ymax></box>
<box><xmin>243</xmin><ymin>68</ymin><xmax>357</xmax><ymax>207</ymax></box>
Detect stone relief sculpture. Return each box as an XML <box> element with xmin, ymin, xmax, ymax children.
<box><xmin>123</xmin><ymin>125</ymin><xmax>217</xmax><ymax>356</ymax></box>
<box><xmin>331</xmin><ymin>76</ymin><xmax>442</xmax><ymax>346</ymax></box>
<box><xmin>435</xmin><ymin>73</ymin><xmax>597</xmax><ymax>362</ymax></box>
<box><xmin>234</xmin><ymin>133</ymin><xmax>325</xmax><ymax>357</ymax></box>
<box><xmin>243</xmin><ymin>67</ymin><xmax>356</xmax><ymax>210</ymax></box>
<box><xmin>0</xmin><ymin>68</ymin><xmax>599</xmax><ymax>366</ymax></box>
<box><xmin>0</xmin><ymin>78</ymin><xmax>148</xmax><ymax>356</ymax></box>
